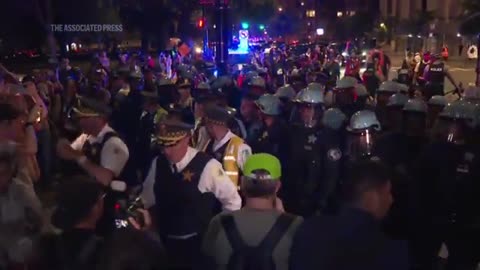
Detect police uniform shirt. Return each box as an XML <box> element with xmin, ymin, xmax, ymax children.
<box><xmin>141</xmin><ymin>147</ymin><xmax>242</xmax><ymax>210</ymax></box>
<box><xmin>70</xmin><ymin>124</ymin><xmax>129</xmax><ymax>177</ymax></box>
<box><xmin>212</xmin><ymin>130</ymin><xmax>252</xmax><ymax>171</ymax></box>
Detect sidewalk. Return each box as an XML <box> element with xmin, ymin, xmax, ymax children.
<box><xmin>383</xmin><ymin>49</ymin><xmax>476</xmax><ymax>68</ymax></box>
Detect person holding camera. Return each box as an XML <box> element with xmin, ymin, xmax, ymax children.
<box><xmin>141</xmin><ymin>115</ymin><xmax>241</xmax><ymax>269</ymax></box>
<box><xmin>33</xmin><ymin>176</ymin><xmax>160</xmax><ymax>270</ymax></box>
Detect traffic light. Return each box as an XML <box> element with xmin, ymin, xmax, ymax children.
<box><xmin>259</xmin><ymin>24</ymin><xmax>265</xmax><ymax>30</ymax></box>
<box><xmin>241</xmin><ymin>22</ymin><xmax>249</xmax><ymax>29</ymax></box>
<box><xmin>198</xmin><ymin>18</ymin><xmax>205</xmax><ymax>28</ymax></box>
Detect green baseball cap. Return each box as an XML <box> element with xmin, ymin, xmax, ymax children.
<box><xmin>243</xmin><ymin>153</ymin><xmax>281</xmax><ymax>180</ymax></box>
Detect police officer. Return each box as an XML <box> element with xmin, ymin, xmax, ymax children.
<box><xmin>275</xmin><ymin>84</ymin><xmax>297</xmax><ymax>120</ymax></box>
<box><xmin>157</xmin><ymin>77</ymin><xmax>177</xmax><ymax>108</ymax></box>
<box><xmin>354</xmin><ymin>84</ymin><xmax>375</xmax><ymax>110</ymax></box>
<box><xmin>414</xmin><ymin>100</ymin><xmax>480</xmax><ymax>270</ymax></box>
<box><xmin>140</xmin><ymin>116</ymin><xmax>241</xmax><ymax>268</ymax></box>
<box><xmin>56</xmin><ymin>95</ymin><xmax>129</xmax><ymax>235</ymax></box>
<box><xmin>202</xmin><ymin>105</ymin><xmax>252</xmax><ymax>188</ymax></box>
<box><xmin>57</xmin><ymin>95</ymin><xmax>129</xmax><ymax>186</ymax></box>
<box><xmin>423</xmin><ymin>54</ymin><xmax>458</xmax><ymax>98</ymax></box>
<box><xmin>344</xmin><ymin>110</ymin><xmax>381</xmax><ymax>163</ymax></box>
<box><xmin>287</xmin><ymin>87</ymin><xmax>341</xmax><ymax>216</ymax></box>
<box><xmin>376</xmin><ymin>80</ymin><xmax>401</xmax><ymax>128</ymax></box>
<box><xmin>427</xmin><ymin>95</ymin><xmax>447</xmax><ymax>129</ymax></box>
<box><xmin>175</xmin><ymin>78</ymin><xmax>195</xmax><ymax>123</ymax></box>
<box><xmin>329</xmin><ymin>76</ymin><xmax>358</xmax><ymax>118</ymax></box>
<box><xmin>385</xmin><ymin>93</ymin><xmax>409</xmax><ymax>132</ymax></box>
<box><xmin>134</xmin><ymin>89</ymin><xmax>168</xmax><ymax>181</ymax></box>
<box><xmin>374</xmin><ymin>98</ymin><xmax>429</xmax><ymax>238</ymax></box>
<box><xmin>248</xmin><ymin>94</ymin><xmax>289</xmax><ymax>164</ymax></box>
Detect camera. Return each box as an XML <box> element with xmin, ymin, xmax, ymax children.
<box><xmin>111</xmin><ymin>181</ymin><xmax>145</xmax><ymax>229</ymax></box>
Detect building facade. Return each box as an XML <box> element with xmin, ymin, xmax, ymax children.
<box><xmin>379</xmin><ymin>0</ymin><xmax>464</xmax><ymax>52</ymax></box>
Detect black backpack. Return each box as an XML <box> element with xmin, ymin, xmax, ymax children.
<box><xmin>220</xmin><ymin>214</ymin><xmax>295</xmax><ymax>270</ymax></box>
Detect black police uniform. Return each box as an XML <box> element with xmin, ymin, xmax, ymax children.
<box><xmin>285</xmin><ymin>125</ymin><xmax>342</xmax><ymax>217</ymax></box>
<box><xmin>248</xmin><ymin>118</ymin><xmax>289</xmax><ymax>164</ymax></box>
<box><xmin>153</xmin><ymin>152</ymin><xmax>217</xmax><ymax>268</ymax></box>
<box><xmin>135</xmin><ymin>110</ymin><xmax>157</xmax><ymax>180</ymax></box>
<box><xmin>427</xmin><ymin>62</ymin><xmax>445</xmax><ymax>97</ymax></box>
<box><xmin>81</xmin><ymin>132</ymin><xmax>125</xmax><ymax>236</ymax></box>
<box><xmin>373</xmin><ymin>131</ymin><xmax>429</xmax><ymax>240</ymax></box>
<box><xmin>414</xmin><ymin>141</ymin><xmax>480</xmax><ymax>270</ymax></box>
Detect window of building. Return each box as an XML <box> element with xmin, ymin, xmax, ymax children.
<box><xmin>337</xmin><ymin>11</ymin><xmax>343</xmax><ymax>17</ymax></box>
<box><xmin>348</xmin><ymin>10</ymin><xmax>356</xmax><ymax>16</ymax></box>
<box><xmin>306</xmin><ymin>10</ymin><xmax>315</xmax><ymax>17</ymax></box>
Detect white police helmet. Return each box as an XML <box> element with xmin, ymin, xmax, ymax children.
<box><xmin>403</xmin><ymin>98</ymin><xmax>428</xmax><ymax>113</ymax></box>
<box><xmin>322</xmin><ymin>108</ymin><xmax>347</xmax><ymax>130</ymax></box>
<box><xmin>347</xmin><ymin>110</ymin><xmax>381</xmax><ymax>132</ymax></box>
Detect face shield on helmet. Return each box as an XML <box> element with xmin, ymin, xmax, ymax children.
<box><xmin>290</xmin><ymin>87</ymin><xmax>325</xmax><ymax>127</ymax></box>
<box><xmin>403</xmin><ymin>98</ymin><xmax>428</xmax><ymax>137</ymax></box>
<box><xmin>345</xmin><ymin>110</ymin><xmax>381</xmax><ymax>160</ymax></box>
<box><xmin>385</xmin><ymin>93</ymin><xmax>408</xmax><ymax>131</ymax></box>
<box><xmin>433</xmin><ymin>100</ymin><xmax>477</xmax><ymax>144</ymax></box>
<box><xmin>334</xmin><ymin>77</ymin><xmax>357</xmax><ymax>107</ymax></box>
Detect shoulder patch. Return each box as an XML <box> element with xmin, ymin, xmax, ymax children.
<box><xmin>327</xmin><ymin>148</ymin><xmax>342</xmax><ymax>161</ymax></box>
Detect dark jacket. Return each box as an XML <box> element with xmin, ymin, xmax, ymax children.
<box><xmin>290</xmin><ymin>207</ymin><xmax>409</xmax><ymax>270</ymax></box>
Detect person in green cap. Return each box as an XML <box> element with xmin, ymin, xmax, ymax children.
<box><xmin>202</xmin><ymin>153</ymin><xmax>303</xmax><ymax>270</ymax></box>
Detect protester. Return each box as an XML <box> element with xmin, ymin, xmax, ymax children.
<box><xmin>290</xmin><ymin>160</ymin><xmax>409</xmax><ymax>270</ymax></box>
<box><xmin>202</xmin><ymin>153</ymin><xmax>302</xmax><ymax>270</ymax></box>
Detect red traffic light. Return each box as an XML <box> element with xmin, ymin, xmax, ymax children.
<box><xmin>198</xmin><ymin>19</ymin><xmax>205</xmax><ymax>28</ymax></box>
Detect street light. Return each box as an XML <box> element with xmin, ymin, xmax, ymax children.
<box><xmin>259</xmin><ymin>24</ymin><xmax>265</xmax><ymax>30</ymax></box>
<box><xmin>301</xmin><ymin>2</ymin><xmax>304</xmax><ymax>6</ymax></box>
<box><xmin>241</xmin><ymin>22</ymin><xmax>249</xmax><ymax>29</ymax></box>
<box><xmin>380</xmin><ymin>23</ymin><xmax>385</xmax><ymax>28</ymax></box>
<box><xmin>457</xmin><ymin>33</ymin><xmax>462</xmax><ymax>37</ymax></box>
<box><xmin>278</xmin><ymin>7</ymin><xmax>283</xmax><ymax>12</ymax></box>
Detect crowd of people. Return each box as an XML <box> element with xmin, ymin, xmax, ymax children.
<box><xmin>0</xmin><ymin>43</ymin><xmax>479</xmax><ymax>270</ymax></box>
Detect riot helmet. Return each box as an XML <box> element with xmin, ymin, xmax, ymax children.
<box><xmin>385</xmin><ymin>93</ymin><xmax>409</xmax><ymax>132</ymax></box>
<box><xmin>434</xmin><ymin>100</ymin><xmax>477</xmax><ymax>144</ymax></box>
<box><xmin>346</xmin><ymin>110</ymin><xmax>381</xmax><ymax>160</ymax></box>
<box><xmin>403</xmin><ymin>98</ymin><xmax>428</xmax><ymax>137</ymax></box>
<box><xmin>290</xmin><ymin>87</ymin><xmax>324</xmax><ymax>127</ymax></box>
<box><xmin>334</xmin><ymin>76</ymin><xmax>357</xmax><ymax>107</ymax></box>
<box><xmin>427</xmin><ymin>95</ymin><xmax>447</xmax><ymax>129</ymax></box>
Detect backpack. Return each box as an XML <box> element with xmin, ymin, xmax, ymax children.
<box><xmin>221</xmin><ymin>214</ymin><xmax>295</xmax><ymax>270</ymax></box>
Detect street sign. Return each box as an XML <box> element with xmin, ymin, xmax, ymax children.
<box><xmin>239</xmin><ymin>30</ymin><xmax>249</xmax><ymax>39</ymax></box>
